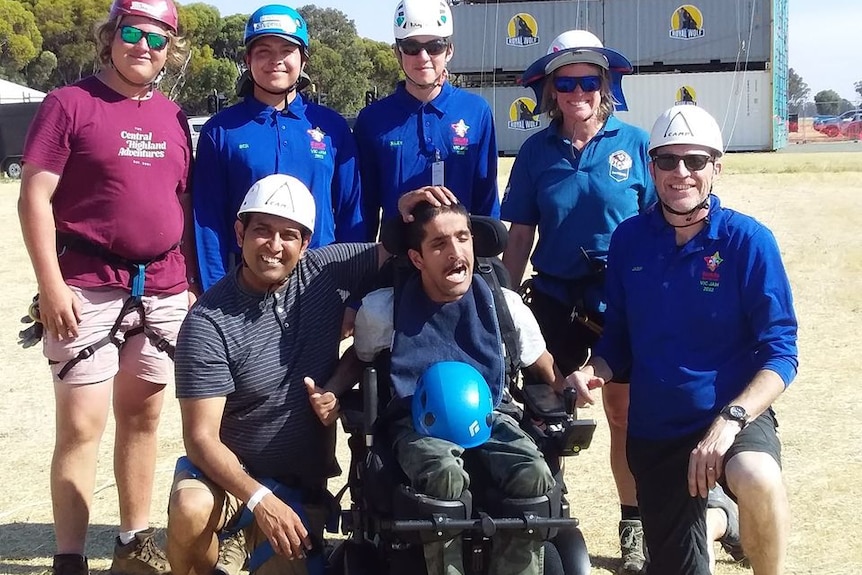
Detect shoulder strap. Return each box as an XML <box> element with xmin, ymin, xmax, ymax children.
<box><xmin>476</xmin><ymin>257</ymin><xmax>521</xmax><ymax>381</ymax></box>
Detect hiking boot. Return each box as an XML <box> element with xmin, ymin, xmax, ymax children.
<box><xmin>214</xmin><ymin>531</ymin><xmax>247</xmax><ymax>575</ymax></box>
<box><xmin>109</xmin><ymin>528</ymin><xmax>171</xmax><ymax>575</ymax></box>
<box><xmin>707</xmin><ymin>485</ymin><xmax>747</xmax><ymax>563</ymax></box>
<box><xmin>53</xmin><ymin>554</ymin><xmax>89</xmax><ymax>575</ymax></box>
<box><xmin>617</xmin><ymin>519</ymin><xmax>646</xmax><ymax>575</ymax></box>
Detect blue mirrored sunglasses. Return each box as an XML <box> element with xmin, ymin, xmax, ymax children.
<box><xmin>119</xmin><ymin>25</ymin><xmax>169</xmax><ymax>51</ymax></box>
<box><xmin>552</xmin><ymin>75</ymin><xmax>602</xmax><ymax>93</ymax></box>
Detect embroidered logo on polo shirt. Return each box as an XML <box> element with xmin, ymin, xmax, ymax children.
<box><xmin>308</xmin><ymin>127</ymin><xmax>327</xmax><ymax>159</ymax></box>
<box><xmin>700</xmin><ymin>251</ymin><xmax>722</xmax><ymax>292</ymax></box>
<box><xmin>451</xmin><ymin>119</ymin><xmax>470</xmax><ymax>155</ymax></box>
<box><xmin>704</xmin><ymin>251</ymin><xmax>723</xmax><ymax>272</ymax></box>
<box><xmin>608</xmin><ymin>150</ymin><xmax>632</xmax><ymax>182</ymax></box>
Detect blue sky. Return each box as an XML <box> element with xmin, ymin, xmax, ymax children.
<box><xmin>208</xmin><ymin>0</ymin><xmax>862</xmax><ymax>101</ymax></box>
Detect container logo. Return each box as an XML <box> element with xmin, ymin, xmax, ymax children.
<box><xmin>675</xmin><ymin>86</ymin><xmax>698</xmax><ymax>105</ymax></box>
<box><xmin>670</xmin><ymin>5</ymin><xmax>705</xmax><ymax>40</ymax></box>
<box><xmin>506</xmin><ymin>13</ymin><xmax>539</xmax><ymax>47</ymax></box>
<box><xmin>508</xmin><ymin>98</ymin><xmax>540</xmax><ymax>131</ymax></box>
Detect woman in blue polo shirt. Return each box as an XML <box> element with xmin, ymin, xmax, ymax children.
<box><xmin>500</xmin><ymin>30</ymin><xmax>655</xmax><ymax>575</ymax></box>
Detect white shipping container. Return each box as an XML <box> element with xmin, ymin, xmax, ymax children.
<box><xmin>616</xmin><ymin>70</ymin><xmax>775</xmax><ymax>152</ymax></box>
<box><xmin>468</xmin><ymin>70</ymin><xmax>776</xmax><ymax>155</ymax></box>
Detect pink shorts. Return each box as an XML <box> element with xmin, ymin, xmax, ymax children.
<box><xmin>43</xmin><ymin>287</ymin><xmax>188</xmax><ymax>385</ymax></box>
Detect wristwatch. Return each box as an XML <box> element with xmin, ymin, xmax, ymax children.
<box><xmin>720</xmin><ymin>404</ymin><xmax>749</xmax><ymax>427</ymax></box>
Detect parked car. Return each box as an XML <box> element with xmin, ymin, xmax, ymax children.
<box><xmin>814</xmin><ymin>109</ymin><xmax>862</xmax><ymax>138</ymax></box>
<box><xmin>841</xmin><ymin>117</ymin><xmax>862</xmax><ymax>140</ymax></box>
<box><xmin>187</xmin><ymin>116</ymin><xmax>209</xmax><ymax>154</ymax></box>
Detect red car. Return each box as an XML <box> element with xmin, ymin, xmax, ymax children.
<box><xmin>815</xmin><ymin>109</ymin><xmax>862</xmax><ymax>137</ymax></box>
<box><xmin>841</xmin><ymin>118</ymin><xmax>862</xmax><ymax>139</ymax></box>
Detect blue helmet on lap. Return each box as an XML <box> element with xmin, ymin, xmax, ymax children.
<box><xmin>412</xmin><ymin>362</ymin><xmax>494</xmax><ymax>449</ymax></box>
<box><xmin>244</xmin><ymin>4</ymin><xmax>309</xmax><ymax>50</ymax></box>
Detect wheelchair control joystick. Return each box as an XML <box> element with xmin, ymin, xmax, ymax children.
<box><xmin>563</xmin><ymin>387</ymin><xmax>577</xmax><ymax>415</ymax></box>
<box><xmin>364</xmin><ymin>368</ymin><xmax>377</xmax><ymax>448</ymax></box>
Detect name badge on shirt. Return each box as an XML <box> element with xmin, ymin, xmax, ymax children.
<box><xmin>432</xmin><ymin>160</ymin><xmax>445</xmax><ymax>186</ymax></box>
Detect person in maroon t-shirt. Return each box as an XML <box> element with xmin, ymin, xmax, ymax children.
<box><xmin>17</xmin><ymin>1</ymin><xmax>195</xmax><ymax>575</ymax></box>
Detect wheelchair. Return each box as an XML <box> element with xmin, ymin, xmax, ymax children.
<box><xmin>326</xmin><ymin>215</ymin><xmax>598</xmax><ymax>575</ymax></box>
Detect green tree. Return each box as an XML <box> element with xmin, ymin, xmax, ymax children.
<box><xmin>166</xmin><ymin>5</ymin><xmax>241</xmax><ymax>112</ymax></box>
<box><xmin>299</xmin><ymin>5</ymin><xmax>372</xmax><ymax>115</ymax></box>
<box><xmin>171</xmin><ymin>43</ymin><xmax>237</xmax><ymax>114</ymax></box>
<box><xmin>787</xmin><ymin>68</ymin><xmax>809</xmax><ymax>113</ymax></box>
<box><xmin>29</xmin><ymin>0</ymin><xmax>109</xmax><ymax>89</ymax></box>
<box><xmin>814</xmin><ymin>89</ymin><xmax>843</xmax><ymax>116</ymax></box>
<box><xmin>24</xmin><ymin>49</ymin><xmax>56</xmax><ymax>87</ymax></box>
<box><xmin>361</xmin><ymin>38</ymin><xmax>401</xmax><ymax>99</ymax></box>
<box><xmin>211</xmin><ymin>13</ymin><xmax>247</xmax><ymax>61</ymax></box>
<box><xmin>177</xmin><ymin>2</ymin><xmax>221</xmax><ymax>46</ymax></box>
<box><xmin>0</xmin><ymin>0</ymin><xmax>43</xmax><ymax>81</ymax></box>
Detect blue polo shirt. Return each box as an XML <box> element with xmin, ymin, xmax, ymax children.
<box><xmin>193</xmin><ymin>94</ymin><xmax>365</xmax><ymax>290</ymax></box>
<box><xmin>597</xmin><ymin>196</ymin><xmax>799</xmax><ymax>440</ymax></box>
<box><xmin>501</xmin><ymin>117</ymin><xmax>655</xmax><ymax>310</ymax></box>
<box><xmin>353</xmin><ymin>81</ymin><xmax>500</xmax><ymax>241</ymax></box>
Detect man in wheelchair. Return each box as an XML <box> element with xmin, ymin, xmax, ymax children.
<box><xmin>348</xmin><ymin>200</ymin><xmax>593</xmax><ymax>575</ymax></box>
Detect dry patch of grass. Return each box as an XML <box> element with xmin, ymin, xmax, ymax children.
<box><xmin>1</xmin><ymin>152</ymin><xmax>861</xmax><ymax>574</ymax></box>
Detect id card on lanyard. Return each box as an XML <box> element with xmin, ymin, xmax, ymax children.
<box><xmin>431</xmin><ymin>149</ymin><xmax>444</xmax><ymax>186</ymax></box>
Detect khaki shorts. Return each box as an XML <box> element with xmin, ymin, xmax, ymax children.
<box><xmin>171</xmin><ymin>466</ymin><xmax>328</xmax><ymax>575</ymax></box>
<box><xmin>43</xmin><ymin>286</ymin><xmax>188</xmax><ymax>385</ymax></box>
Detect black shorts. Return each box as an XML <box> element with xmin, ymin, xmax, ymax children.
<box><xmin>526</xmin><ymin>287</ymin><xmax>629</xmax><ymax>381</ymax></box>
<box><xmin>626</xmin><ymin>409</ymin><xmax>782</xmax><ymax>575</ymax></box>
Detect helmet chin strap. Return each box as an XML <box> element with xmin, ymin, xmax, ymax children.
<box><xmin>404</xmin><ymin>69</ymin><xmax>447</xmax><ymax>90</ymax></box>
<box><xmin>661</xmin><ymin>191</ymin><xmax>711</xmax><ymax>228</ymax></box>
<box><xmin>248</xmin><ymin>55</ymin><xmax>308</xmax><ymax>109</ymax></box>
<box><xmin>109</xmin><ymin>58</ymin><xmax>163</xmax><ymax>92</ymax></box>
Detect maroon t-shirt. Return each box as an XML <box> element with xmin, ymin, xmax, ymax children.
<box><xmin>23</xmin><ymin>76</ymin><xmax>192</xmax><ymax>295</ymax></box>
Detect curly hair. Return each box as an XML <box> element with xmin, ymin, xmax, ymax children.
<box><xmin>94</xmin><ymin>16</ymin><xmax>189</xmax><ymax>71</ymax></box>
<box><xmin>541</xmin><ymin>66</ymin><xmax>614</xmax><ymax>125</ymax></box>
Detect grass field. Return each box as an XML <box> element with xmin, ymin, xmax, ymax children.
<box><xmin>1</xmin><ymin>150</ymin><xmax>861</xmax><ymax>574</ymax></box>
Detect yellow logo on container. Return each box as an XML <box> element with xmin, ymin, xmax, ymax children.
<box><xmin>670</xmin><ymin>4</ymin><xmax>705</xmax><ymax>39</ymax></box>
<box><xmin>675</xmin><ymin>86</ymin><xmax>698</xmax><ymax>105</ymax></box>
<box><xmin>506</xmin><ymin>13</ymin><xmax>539</xmax><ymax>47</ymax></box>
<box><xmin>508</xmin><ymin>98</ymin><xmax>540</xmax><ymax>131</ymax></box>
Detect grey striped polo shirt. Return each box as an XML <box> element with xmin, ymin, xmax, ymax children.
<box><xmin>175</xmin><ymin>243</ymin><xmax>378</xmax><ymax>486</ymax></box>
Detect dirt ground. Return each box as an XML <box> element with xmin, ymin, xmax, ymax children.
<box><xmin>1</xmin><ymin>152</ymin><xmax>861</xmax><ymax>574</ymax></box>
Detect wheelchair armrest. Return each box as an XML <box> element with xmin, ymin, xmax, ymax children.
<box><xmin>339</xmin><ymin>388</ymin><xmax>365</xmax><ymax>436</ymax></box>
<box><xmin>521</xmin><ymin>384</ymin><xmax>569</xmax><ymax>420</ymax></box>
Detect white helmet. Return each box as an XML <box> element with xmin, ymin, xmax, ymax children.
<box><xmin>648</xmin><ymin>105</ymin><xmax>724</xmax><ymax>157</ymax></box>
<box><xmin>237</xmin><ymin>174</ymin><xmax>316</xmax><ymax>233</ymax></box>
<box><xmin>544</xmin><ymin>30</ymin><xmax>609</xmax><ymax>73</ymax></box>
<box><xmin>393</xmin><ymin>0</ymin><xmax>453</xmax><ymax>40</ymax></box>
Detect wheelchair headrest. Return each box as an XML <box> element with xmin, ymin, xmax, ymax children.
<box><xmin>380</xmin><ymin>214</ymin><xmax>509</xmax><ymax>258</ymax></box>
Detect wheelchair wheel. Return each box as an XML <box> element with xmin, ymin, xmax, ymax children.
<box><xmin>552</xmin><ymin>527</ymin><xmax>591</xmax><ymax>575</ymax></box>
<box><xmin>542</xmin><ymin>540</ymin><xmax>565</xmax><ymax>575</ymax></box>
<box><xmin>326</xmin><ymin>540</ymin><xmax>381</xmax><ymax>575</ymax></box>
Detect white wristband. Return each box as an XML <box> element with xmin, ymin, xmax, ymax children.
<box><xmin>246</xmin><ymin>486</ymin><xmax>272</xmax><ymax>512</ymax></box>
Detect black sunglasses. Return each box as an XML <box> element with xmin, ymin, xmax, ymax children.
<box><xmin>652</xmin><ymin>154</ymin><xmax>713</xmax><ymax>172</ymax></box>
<box><xmin>552</xmin><ymin>75</ymin><xmax>602</xmax><ymax>93</ymax></box>
<box><xmin>397</xmin><ymin>38</ymin><xmax>450</xmax><ymax>56</ymax></box>
<box><xmin>119</xmin><ymin>25</ymin><xmax>169</xmax><ymax>51</ymax></box>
